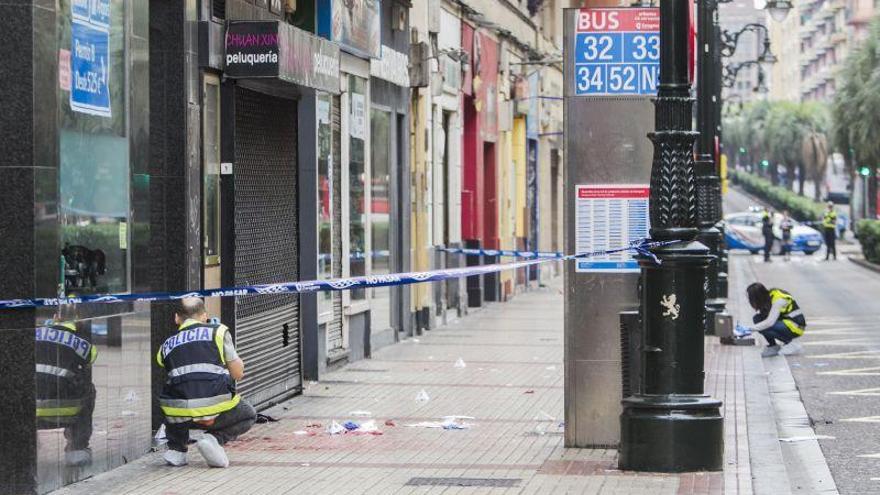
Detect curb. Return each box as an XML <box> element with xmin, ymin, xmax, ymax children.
<box><xmin>848</xmin><ymin>255</ymin><xmax>880</xmax><ymax>274</ymax></box>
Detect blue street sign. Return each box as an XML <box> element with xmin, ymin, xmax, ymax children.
<box><xmin>573</xmin><ymin>8</ymin><xmax>660</xmax><ymax>97</ymax></box>
<box><xmin>70</xmin><ymin>20</ymin><xmax>111</xmax><ymax>117</ymax></box>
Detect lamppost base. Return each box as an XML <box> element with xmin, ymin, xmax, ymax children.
<box><xmin>619</xmin><ymin>394</ymin><xmax>724</xmax><ymax>472</ymax></box>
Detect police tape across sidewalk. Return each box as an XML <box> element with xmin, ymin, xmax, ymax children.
<box><xmin>0</xmin><ymin>239</ymin><xmax>673</xmax><ymax>309</ymax></box>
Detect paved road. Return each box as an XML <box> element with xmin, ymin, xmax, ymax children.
<box><xmin>726</xmin><ymin>187</ymin><xmax>880</xmax><ymax>495</ymax></box>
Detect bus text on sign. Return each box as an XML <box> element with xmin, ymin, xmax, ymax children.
<box><xmin>574</xmin><ymin>8</ymin><xmax>660</xmax><ymax>96</ymax></box>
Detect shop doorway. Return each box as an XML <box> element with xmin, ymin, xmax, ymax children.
<box><xmin>231</xmin><ymin>87</ymin><xmax>302</xmax><ymax>407</ymax></box>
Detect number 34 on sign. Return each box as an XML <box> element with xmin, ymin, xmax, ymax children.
<box><xmin>574</xmin><ymin>8</ymin><xmax>660</xmax><ymax>96</ymax></box>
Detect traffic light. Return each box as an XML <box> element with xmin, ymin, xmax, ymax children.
<box><xmin>761</xmin><ymin>160</ymin><xmax>769</xmax><ymax>168</ymax></box>
<box><xmin>739</xmin><ymin>147</ymin><xmax>746</xmax><ymax>154</ymax></box>
<box><xmin>858</xmin><ymin>166</ymin><xmax>871</xmax><ymax>177</ymax></box>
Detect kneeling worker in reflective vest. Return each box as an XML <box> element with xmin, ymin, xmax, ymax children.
<box><xmin>158</xmin><ymin>297</ymin><xmax>256</xmax><ymax>468</ymax></box>
<box><xmin>737</xmin><ymin>283</ymin><xmax>806</xmax><ymax>357</ymax></box>
<box><xmin>35</xmin><ymin>304</ymin><xmax>97</xmax><ymax>467</ymax></box>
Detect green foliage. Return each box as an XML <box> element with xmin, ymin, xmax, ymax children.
<box><xmin>729</xmin><ymin>169</ymin><xmax>825</xmax><ymax>222</ymax></box>
<box><xmin>856</xmin><ymin>219</ymin><xmax>880</xmax><ymax>264</ymax></box>
<box><xmin>722</xmin><ymin>100</ymin><xmax>829</xmax><ymax>190</ymax></box>
<box><xmin>832</xmin><ymin>17</ymin><xmax>880</xmax><ymax>175</ymax></box>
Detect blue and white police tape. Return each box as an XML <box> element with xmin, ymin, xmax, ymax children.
<box><xmin>438</xmin><ymin>247</ymin><xmax>565</xmax><ymax>259</ymax></box>
<box><xmin>0</xmin><ymin>239</ymin><xmax>674</xmax><ymax>309</ymax></box>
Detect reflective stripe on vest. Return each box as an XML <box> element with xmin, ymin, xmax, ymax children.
<box><xmin>823</xmin><ymin>211</ymin><xmax>837</xmax><ymax>229</ymax></box>
<box><xmin>36</xmin><ymin>398</ymin><xmax>84</xmax><ymax>418</ymax></box>
<box><xmin>770</xmin><ymin>289</ymin><xmax>805</xmax><ymax>336</ymax></box>
<box><xmin>167</xmin><ymin>363</ymin><xmax>229</xmax><ymax>378</ymax></box>
<box><xmin>160</xmin><ymin>393</ymin><xmax>240</xmax><ymax>418</ymax></box>
<box><xmin>36</xmin><ymin>363</ymin><xmax>76</xmax><ymax>379</ymax></box>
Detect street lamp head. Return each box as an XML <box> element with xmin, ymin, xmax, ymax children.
<box><xmin>765</xmin><ymin>0</ymin><xmax>793</xmax><ymax>23</ymax></box>
<box><xmin>760</xmin><ymin>39</ymin><xmax>778</xmax><ymax>64</ymax></box>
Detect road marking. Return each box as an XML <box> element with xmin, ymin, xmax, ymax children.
<box><xmin>805</xmin><ymin>327</ymin><xmax>876</xmax><ymax>335</ymax></box>
<box><xmin>809</xmin><ymin>350</ymin><xmax>880</xmax><ymax>359</ymax></box>
<box><xmin>828</xmin><ymin>387</ymin><xmax>880</xmax><ymax>397</ymax></box>
<box><xmin>818</xmin><ymin>366</ymin><xmax>880</xmax><ymax>376</ymax></box>
<box><xmin>803</xmin><ymin>338</ymin><xmax>877</xmax><ymax>347</ymax></box>
<box><xmin>842</xmin><ymin>416</ymin><xmax>880</xmax><ymax>423</ymax></box>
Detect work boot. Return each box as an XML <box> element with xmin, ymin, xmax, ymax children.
<box><xmin>197</xmin><ymin>433</ymin><xmax>229</xmax><ymax>468</ymax></box>
<box><xmin>761</xmin><ymin>345</ymin><xmax>780</xmax><ymax>358</ymax></box>
<box><xmin>163</xmin><ymin>449</ymin><xmax>188</xmax><ymax>467</ymax></box>
<box><xmin>64</xmin><ymin>449</ymin><xmax>92</xmax><ymax>467</ymax></box>
<box><xmin>780</xmin><ymin>341</ymin><xmax>803</xmax><ymax>356</ymax></box>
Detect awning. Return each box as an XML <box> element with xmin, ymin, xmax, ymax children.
<box><xmin>225</xmin><ymin>21</ymin><xmax>341</xmax><ymax>95</ymax></box>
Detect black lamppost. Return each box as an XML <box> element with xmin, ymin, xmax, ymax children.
<box><xmin>695</xmin><ymin>2</ymin><xmax>787</xmax><ymax>332</ymax></box>
<box><xmin>696</xmin><ymin>0</ymin><xmax>725</xmax><ymax>335</ymax></box>
<box><xmin>618</xmin><ymin>0</ymin><xmax>723</xmax><ymax>472</ymax></box>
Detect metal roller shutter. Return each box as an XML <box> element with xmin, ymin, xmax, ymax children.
<box><xmin>328</xmin><ymin>94</ymin><xmax>345</xmax><ymax>352</ymax></box>
<box><xmin>233</xmin><ymin>87</ymin><xmax>302</xmax><ymax>407</ymax></box>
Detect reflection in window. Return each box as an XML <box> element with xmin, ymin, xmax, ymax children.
<box><xmin>349</xmin><ymin>76</ymin><xmax>367</xmax><ymax>300</ymax></box>
<box><xmin>59</xmin><ymin>0</ymin><xmax>129</xmax><ymax>295</ymax></box>
<box><xmin>370</xmin><ymin>109</ymin><xmax>392</xmax><ymax>331</ymax></box>
<box><xmin>317</xmin><ymin>93</ymin><xmax>333</xmax><ymax>314</ymax></box>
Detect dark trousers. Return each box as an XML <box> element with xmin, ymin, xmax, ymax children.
<box><xmin>165</xmin><ymin>399</ymin><xmax>256</xmax><ymax>452</ymax></box>
<box><xmin>36</xmin><ymin>382</ymin><xmax>96</xmax><ymax>452</ymax></box>
<box><xmin>824</xmin><ymin>228</ymin><xmax>837</xmax><ymax>259</ymax></box>
<box><xmin>754</xmin><ymin>314</ymin><xmax>799</xmax><ymax>346</ymax></box>
<box><xmin>763</xmin><ymin>234</ymin><xmax>774</xmax><ymax>261</ymax></box>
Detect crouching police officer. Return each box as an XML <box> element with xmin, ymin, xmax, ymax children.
<box><xmin>738</xmin><ymin>283</ymin><xmax>806</xmax><ymax>357</ymax></box>
<box><xmin>35</xmin><ymin>305</ymin><xmax>96</xmax><ymax>467</ymax></box>
<box><xmin>158</xmin><ymin>297</ymin><xmax>256</xmax><ymax>468</ymax></box>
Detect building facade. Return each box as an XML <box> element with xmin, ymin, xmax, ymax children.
<box><xmin>719</xmin><ymin>0</ymin><xmax>768</xmax><ymax>102</ymax></box>
<box><xmin>0</xmin><ymin>1</ymin><xmax>563</xmax><ymax>492</ymax></box>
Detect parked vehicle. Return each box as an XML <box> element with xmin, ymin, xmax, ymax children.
<box><xmin>723</xmin><ymin>211</ymin><xmax>824</xmax><ymax>255</ymax></box>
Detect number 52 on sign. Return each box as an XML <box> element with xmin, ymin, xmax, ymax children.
<box><xmin>573</xmin><ymin>8</ymin><xmax>660</xmax><ymax>97</ymax></box>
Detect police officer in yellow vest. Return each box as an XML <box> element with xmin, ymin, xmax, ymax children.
<box><xmin>822</xmin><ymin>202</ymin><xmax>837</xmax><ymax>260</ymax></box>
<box><xmin>742</xmin><ymin>283</ymin><xmax>806</xmax><ymax>357</ymax></box>
<box><xmin>35</xmin><ymin>304</ymin><xmax>97</xmax><ymax>467</ymax></box>
<box><xmin>158</xmin><ymin>297</ymin><xmax>256</xmax><ymax>468</ymax></box>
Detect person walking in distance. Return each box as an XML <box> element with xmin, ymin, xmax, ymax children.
<box><xmin>761</xmin><ymin>208</ymin><xmax>775</xmax><ymax>263</ymax></box>
<box><xmin>822</xmin><ymin>202</ymin><xmax>837</xmax><ymax>260</ymax></box>
<box><xmin>780</xmin><ymin>210</ymin><xmax>794</xmax><ymax>261</ymax></box>
<box><xmin>736</xmin><ymin>283</ymin><xmax>806</xmax><ymax>357</ymax></box>
<box><xmin>158</xmin><ymin>297</ymin><xmax>256</xmax><ymax>468</ymax></box>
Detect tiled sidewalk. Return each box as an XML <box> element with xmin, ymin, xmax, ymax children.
<box><xmin>55</xmin><ymin>281</ymin><xmax>773</xmax><ymax>495</ymax></box>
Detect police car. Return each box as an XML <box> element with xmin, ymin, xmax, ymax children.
<box><xmin>723</xmin><ymin>210</ymin><xmax>824</xmax><ymax>255</ymax></box>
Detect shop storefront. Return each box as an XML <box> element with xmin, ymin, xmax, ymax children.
<box><xmin>318</xmin><ymin>0</ymin><xmax>409</xmax><ymax>363</ymax></box>
<box><xmin>218</xmin><ymin>20</ymin><xmax>341</xmax><ymax>404</ymax></box>
<box><xmin>0</xmin><ymin>0</ymin><xmax>152</xmax><ymax>492</ymax></box>
<box><xmin>426</xmin><ymin>6</ymin><xmax>465</xmax><ymax>324</ymax></box>
<box><xmin>461</xmin><ymin>25</ymin><xmax>500</xmax><ymax>307</ymax></box>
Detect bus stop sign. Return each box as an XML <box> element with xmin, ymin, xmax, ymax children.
<box><xmin>573</xmin><ymin>8</ymin><xmax>660</xmax><ymax>96</ymax></box>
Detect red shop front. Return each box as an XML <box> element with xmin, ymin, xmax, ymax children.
<box><xmin>461</xmin><ymin>24</ymin><xmax>500</xmax><ymax>306</ymax></box>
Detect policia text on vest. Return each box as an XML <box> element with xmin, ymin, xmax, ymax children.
<box><xmin>157</xmin><ymin>298</ymin><xmax>256</xmax><ymax>468</ymax></box>
<box><xmin>35</xmin><ymin>319</ymin><xmax>97</xmax><ymax>467</ymax></box>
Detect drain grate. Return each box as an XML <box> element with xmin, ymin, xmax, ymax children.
<box><xmin>346</xmin><ymin>368</ymin><xmax>390</xmax><ymax>373</ymax></box>
<box><xmin>405</xmin><ymin>477</ymin><xmax>521</xmax><ymax>487</ymax></box>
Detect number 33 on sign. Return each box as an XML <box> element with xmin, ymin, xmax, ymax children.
<box><xmin>573</xmin><ymin>8</ymin><xmax>660</xmax><ymax>96</ymax></box>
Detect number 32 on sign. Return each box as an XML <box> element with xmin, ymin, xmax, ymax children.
<box><xmin>574</xmin><ymin>8</ymin><xmax>660</xmax><ymax>96</ymax></box>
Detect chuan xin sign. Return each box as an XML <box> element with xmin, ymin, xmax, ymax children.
<box><xmin>225</xmin><ymin>21</ymin><xmax>341</xmax><ymax>94</ymax></box>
